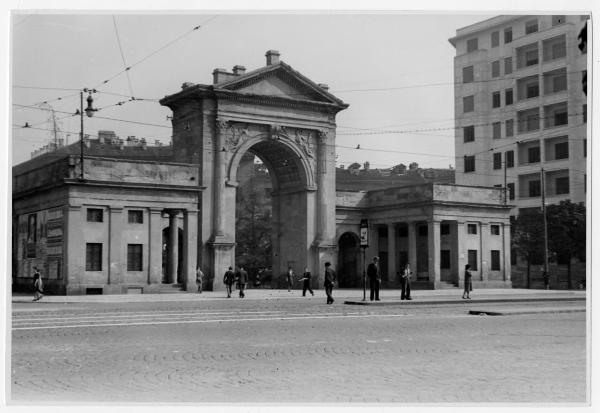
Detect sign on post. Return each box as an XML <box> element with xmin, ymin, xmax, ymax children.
<box><xmin>360</xmin><ymin>219</ymin><xmax>369</xmax><ymax>247</ymax></box>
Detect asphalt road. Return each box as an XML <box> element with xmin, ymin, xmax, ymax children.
<box><xmin>10</xmin><ymin>297</ymin><xmax>587</xmax><ymax>404</ymax></box>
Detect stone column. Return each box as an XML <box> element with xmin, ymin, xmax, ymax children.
<box><xmin>148</xmin><ymin>208</ymin><xmax>163</xmax><ymax>285</ymax></box>
<box><xmin>427</xmin><ymin>220</ymin><xmax>441</xmax><ymax>286</ymax></box>
<box><xmin>183</xmin><ymin>209</ymin><xmax>198</xmax><ymax>291</ymax></box>
<box><xmin>108</xmin><ymin>207</ymin><xmax>124</xmax><ymax>291</ymax></box>
<box><xmin>480</xmin><ymin>222</ymin><xmax>488</xmax><ymax>282</ymax></box>
<box><xmin>503</xmin><ymin>222</ymin><xmax>512</xmax><ymax>283</ymax></box>
<box><xmin>315</xmin><ymin>129</ymin><xmax>336</xmax><ymax>246</ymax></box>
<box><xmin>408</xmin><ymin>221</ymin><xmax>417</xmax><ymax>276</ymax></box>
<box><xmin>387</xmin><ymin>223</ymin><xmax>396</xmax><ymax>283</ymax></box>
<box><xmin>213</xmin><ymin>119</ymin><xmax>228</xmax><ymax>240</ymax></box>
<box><xmin>168</xmin><ymin>210</ymin><xmax>179</xmax><ymax>284</ymax></box>
<box><xmin>456</xmin><ymin>220</ymin><xmax>466</xmax><ymax>287</ymax></box>
<box><xmin>64</xmin><ymin>205</ymin><xmax>82</xmax><ymax>293</ymax></box>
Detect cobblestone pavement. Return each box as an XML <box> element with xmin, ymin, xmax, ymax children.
<box><xmin>10</xmin><ymin>298</ymin><xmax>587</xmax><ymax>404</ymax></box>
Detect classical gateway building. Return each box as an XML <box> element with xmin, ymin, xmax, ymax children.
<box><xmin>12</xmin><ymin>51</ymin><xmax>512</xmax><ymax>294</ymax></box>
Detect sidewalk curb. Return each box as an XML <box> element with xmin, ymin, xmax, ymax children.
<box><xmin>343</xmin><ymin>296</ymin><xmax>586</xmax><ymax>306</ymax></box>
<box><xmin>468</xmin><ymin>307</ymin><xmax>586</xmax><ymax>316</ymax></box>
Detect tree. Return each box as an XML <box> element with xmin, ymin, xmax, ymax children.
<box><xmin>512</xmin><ymin>211</ymin><xmax>544</xmax><ymax>288</ymax></box>
<box><xmin>235</xmin><ymin>172</ymin><xmax>273</xmax><ymax>272</ymax></box>
<box><xmin>546</xmin><ymin>200</ymin><xmax>586</xmax><ymax>289</ymax></box>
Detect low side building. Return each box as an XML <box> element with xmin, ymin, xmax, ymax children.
<box><xmin>336</xmin><ymin>183</ymin><xmax>512</xmax><ymax>289</ymax></box>
<box><xmin>13</xmin><ymin>154</ymin><xmax>200</xmax><ymax>295</ymax></box>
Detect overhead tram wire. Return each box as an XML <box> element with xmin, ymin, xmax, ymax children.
<box><xmin>94</xmin><ymin>15</ymin><xmax>219</xmax><ymax>90</ymax></box>
<box><xmin>112</xmin><ymin>15</ymin><xmax>135</xmax><ymax>98</ymax></box>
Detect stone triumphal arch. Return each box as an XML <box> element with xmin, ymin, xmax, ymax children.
<box><xmin>160</xmin><ymin>50</ymin><xmax>348</xmax><ymax>289</ymax></box>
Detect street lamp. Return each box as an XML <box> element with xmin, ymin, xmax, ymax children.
<box><xmin>78</xmin><ymin>88</ymin><xmax>97</xmax><ymax>180</ymax></box>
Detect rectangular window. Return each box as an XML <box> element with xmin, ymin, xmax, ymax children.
<box><xmin>87</xmin><ymin>208</ymin><xmax>103</xmax><ymax>222</ymax></box>
<box><xmin>506</xmin><ymin>150</ymin><xmax>514</xmax><ymax>168</ymax></box>
<box><xmin>462</xmin><ymin>66</ymin><xmax>474</xmax><ymax>83</ymax></box>
<box><xmin>507</xmin><ymin>183</ymin><xmax>515</xmax><ymax>200</ymax></box>
<box><xmin>492</xmin><ymin>60</ymin><xmax>500</xmax><ymax>77</ymax></box>
<box><xmin>492</xmin><ymin>91</ymin><xmax>501</xmax><ymax>108</ymax></box>
<box><xmin>464</xmin><ymin>155</ymin><xmax>475</xmax><ymax>173</ymax></box>
<box><xmin>493</xmin><ymin>152</ymin><xmax>502</xmax><ymax>170</ymax></box>
<box><xmin>441</xmin><ymin>223</ymin><xmax>450</xmax><ymax>235</ymax></box>
<box><xmin>525</xmin><ymin>49</ymin><xmax>539</xmax><ymax>66</ymax></box>
<box><xmin>86</xmin><ymin>243</ymin><xmax>102</xmax><ymax>271</ymax></box>
<box><xmin>491</xmin><ymin>31</ymin><xmax>500</xmax><ymax>47</ymax></box>
<box><xmin>418</xmin><ymin>225</ymin><xmax>428</xmax><ymax>237</ymax></box>
<box><xmin>525</xmin><ymin>19</ymin><xmax>538</xmax><ymax>34</ymax></box>
<box><xmin>552</xmin><ymin>15</ymin><xmax>565</xmax><ymax>26</ymax></box>
<box><xmin>440</xmin><ymin>250</ymin><xmax>451</xmax><ymax>269</ymax></box>
<box><xmin>526</xmin><ymin>83</ymin><xmax>539</xmax><ymax>99</ymax></box>
<box><xmin>463</xmin><ymin>95</ymin><xmax>474</xmax><ymax>113</ymax></box>
<box><xmin>555</xmin><ymin>142</ymin><xmax>569</xmax><ymax>160</ymax></box>
<box><xmin>467</xmin><ymin>38</ymin><xmax>478</xmax><ymax>53</ymax></box>
<box><xmin>543</xmin><ymin>35</ymin><xmax>566</xmax><ymax>61</ymax></box>
<box><xmin>467</xmin><ymin>223</ymin><xmax>478</xmax><ymax>234</ymax></box>
<box><xmin>529</xmin><ymin>180</ymin><xmax>541</xmax><ymax>197</ymax></box>
<box><xmin>468</xmin><ymin>250</ymin><xmax>478</xmax><ymax>271</ymax></box>
<box><xmin>493</xmin><ymin>122</ymin><xmax>501</xmax><ymax>139</ymax></box>
<box><xmin>127</xmin><ymin>244</ymin><xmax>143</xmax><ymax>271</ymax></box>
<box><xmin>505</xmin><ymin>119</ymin><xmax>514</xmax><ymax>137</ymax></box>
<box><xmin>128</xmin><ymin>210</ymin><xmax>143</xmax><ymax>224</ymax></box>
<box><xmin>543</xmin><ymin>68</ymin><xmax>567</xmax><ymax>94</ymax></box>
<box><xmin>528</xmin><ymin>146</ymin><xmax>541</xmax><ymax>163</ymax></box>
<box><xmin>463</xmin><ymin>125</ymin><xmax>475</xmax><ymax>143</ymax></box>
<box><xmin>504</xmin><ymin>57</ymin><xmax>512</xmax><ymax>74</ymax></box>
<box><xmin>584</xmin><ymin>139</ymin><xmax>587</xmax><ymax>157</ymax></box>
<box><xmin>505</xmin><ymin>89</ymin><xmax>513</xmax><ymax>105</ymax></box>
<box><xmin>491</xmin><ymin>250</ymin><xmax>501</xmax><ymax>270</ymax></box>
<box><xmin>517</xmin><ymin>108</ymin><xmax>540</xmax><ymax>133</ymax></box>
<box><xmin>504</xmin><ymin>27</ymin><xmax>513</xmax><ymax>43</ymax></box>
<box><xmin>491</xmin><ymin>225</ymin><xmax>500</xmax><ymax>235</ymax></box>
<box><xmin>544</xmin><ymin>102</ymin><xmax>568</xmax><ymax>128</ymax></box>
<box><xmin>555</xmin><ymin>177</ymin><xmax>570</xmax><ymax>195</ymax></box>
<box><xmin>583</xmin><ymin>104</ymin><xmax>587</xmax><ymax>123</ymax></box>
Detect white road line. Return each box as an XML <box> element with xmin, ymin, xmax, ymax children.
<box><xmin>12</xmin><ymin>312</ymin><xmax>355</xmax><ymax>327</ymax></box>
<box><xmin>12</xmin><ymin>310</ymin><xmax>285</xmax><ymax>323</ymax></box>
<box><xmin>12</xmin><ymin>313</ymin><xmax>410</xmax><ymax>330</ymax></box>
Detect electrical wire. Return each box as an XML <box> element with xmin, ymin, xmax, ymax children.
<box><xmin>112</xmin><ymin>15</ymin><xmax>135</xmax><ymax>98</ymax></box>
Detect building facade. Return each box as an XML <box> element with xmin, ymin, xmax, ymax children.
<box><xmin>13</xmin><ymin>50</ymin><xmax>512</xmax><ymax>294</ymax></box>
<box><xmin>449</xmin><ymin>15</ymin><xmax>588</xmax><ymax>214</ymax></box>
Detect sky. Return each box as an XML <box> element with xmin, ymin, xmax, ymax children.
<box><xmin>10</xmin><ymin>12</ymin><xmax>497</xmax><ymax>169</ymax></box>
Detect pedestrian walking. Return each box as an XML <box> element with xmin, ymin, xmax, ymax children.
<box><xmin>462</xmin><ymin>264</ymin><xmax>473</xmax><ymax>299</ymax></box>
<box><xmin>196</xmin><ymin>266</ymin><xmax>204</xmax><ymax>293</ymax></box>
<box><xmin>542</xmin><ymin>267</ymin><xmax>550</xmax><ymax>290</ymax></box>
<box><xmin>32</xmin><ymin>267</ymin><xmax>43</xmax><ymax>301</ymax></box>
<box><xmin>299</xmin><ymin>266</ymin><xmax>314</xmax><ymax>297</ymax></box>
<box><xmin>236</xmin><ymin>266</ymin><xmax>248</xmax><ymax>298</ymax></box>
<box><xmin>367</xmin><ymin>256</ymin><xmax>381</xmax><ymax>301</ymax></box>
<box><xmin>401</xmin><ymin>263</ymin><xmax>412</xmax><ymax>300</ymax></box>
<box><xmin>254</xmin><ymin>268</ymin><xmax>263</xmax><ymax>288</ymax></box>
<box><xmin>324</xmin><ymin>262</ymin><xmax>336</xmax><ymax>304</ymax></box>
<box><xmin>223</xmin><ymin>267</ymin><xmax>235</xmax><ymax>298</ymax></box>
<box><xmin>286</xmin><ymin>266</ymin><xmax>294</xmax><ymax>292</ymax></box>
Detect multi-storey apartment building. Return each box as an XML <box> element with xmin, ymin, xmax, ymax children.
<box><xmin>449</xmin><ymin>15</ymin><xmax>588</xmax><ymax>214</ymax></box>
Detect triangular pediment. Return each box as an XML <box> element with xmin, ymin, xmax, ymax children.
<box><xmin>216</xmin><ymin>63</ymin><xmax>345</xmax><ymax>105</ymax></box>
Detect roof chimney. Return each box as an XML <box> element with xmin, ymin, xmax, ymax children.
<box><xmin>212</xmin><ymin>68</ymin><xmax>237</xmax><ymax>84</ymax></box>
<box><xmin>318</xmin><ymin>83</ymin><xmax>329</xmax><ymax>91</ymax></box>
<box><xmin>265</xmin><ymin>50</ymin><xmax>280</xmax><ymax>66</ymax></box>
<box><xmin>232</xmin><ymin>65</ymin><xmax>246</xmax><ymax>75</ymax></box>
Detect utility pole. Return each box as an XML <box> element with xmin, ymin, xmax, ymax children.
<box><xmin>541</xmin><ymin>167</ymin><xmax>549</xmax><ymax>286</ymax></box>
<box><xmin>80</xmin><ymin>91</ymin><xmax>84</xmax><ymax>180</ymax></box>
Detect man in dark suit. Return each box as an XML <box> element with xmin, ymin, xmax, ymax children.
<box><xmin>237</xmin><ymin>266</ymin><xmax>248</xmax><ymax>298</ymax></box>
<box><xmin>223</xmin><ymin>267</ymin><xmax>235</xmax><ymax>298</ymax></box>
<box><xmin>367</xmin><ymin>256</ymin><xmax>381</xmax><ymax>301</ymax></box>
<box><xmin>324</xmin><ymin>262</ymin><xmax>336</xmax><ymax>304</ymax></box>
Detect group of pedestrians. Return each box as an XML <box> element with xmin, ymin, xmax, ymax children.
<box><xmin>367</xmin><ymin>256</ymin><xmax>413</xmax><ymax>301</ymax></box>
<box><xmin>286</xmin><ymin>266</ymin><xmax>315</xmax><ymax>296</ymax></box>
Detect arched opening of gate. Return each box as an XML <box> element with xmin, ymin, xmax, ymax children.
<box><xmin>338</xmin><ymin>232</ymin><xmax>361</xmax><ymax>287</ymax></box>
